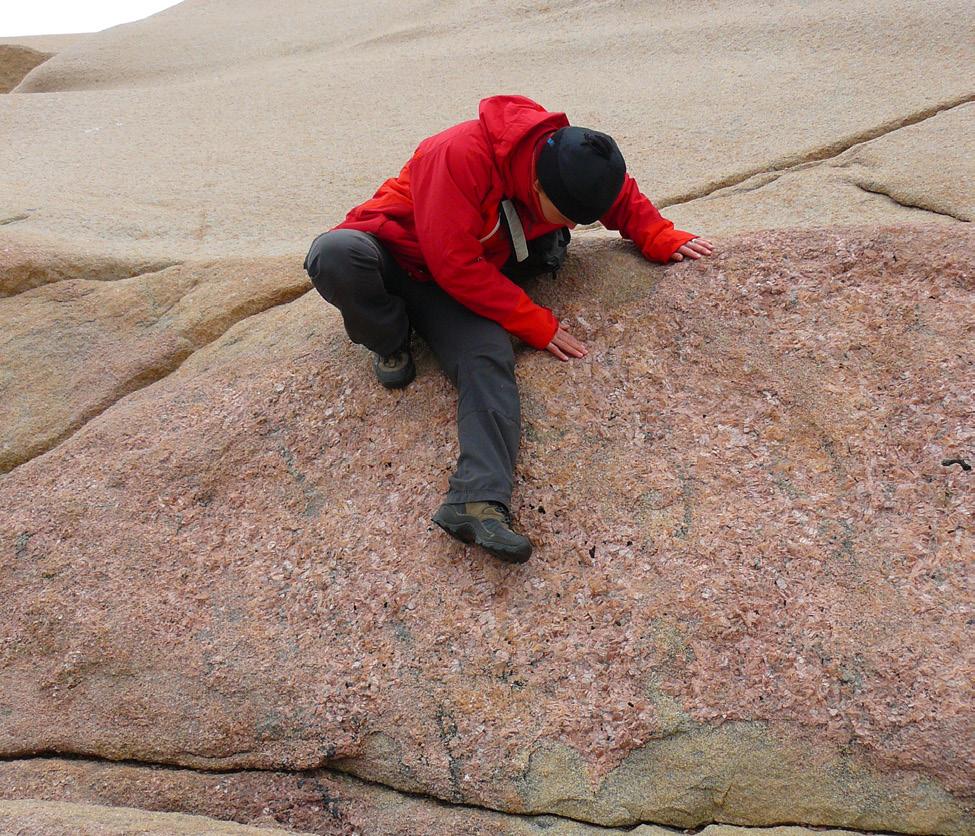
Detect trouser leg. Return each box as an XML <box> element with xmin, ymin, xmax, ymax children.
<box><xmin>303</xmin><ymin>228</ymin><xmax>521</xmax><ymax>508</ymax></box>
<box><xmin>395</xmin><ymin>279</ymin><xmax>521</xmax><ymax>508</ymax></box>
<box><xmin>303</xmin><ymin>228</ymin><xmax>410</xmax><ymax>357</ymax></box>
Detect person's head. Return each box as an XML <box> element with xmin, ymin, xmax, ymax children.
<box><xmin>534</xmin><ymin>126</ymin><xmax>626</xmax><ymax>226</ymax></box>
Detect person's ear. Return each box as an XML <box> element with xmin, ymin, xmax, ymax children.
<box><xmin>532</xmin><ymin>178</ymin><xmax>542</xmax><ymax>194</ymax></box>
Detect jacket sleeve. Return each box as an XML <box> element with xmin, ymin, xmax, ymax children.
<box><xmin>410</xmin><ymin>143</ymin><xmax>559</xmax><ymax>349</ymax></box>
<box><xmin>600</xmin><ymin>173</ymin><xmax>696</xmax><ymax>262</ymax></box>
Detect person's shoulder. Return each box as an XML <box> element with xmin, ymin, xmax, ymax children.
<box><xmin>414</xmin><ymin>119</ymin><xmax>495</xmax><ymax>175</ymax></box>
<box><xmin>419</xmin><ymin>118</ymin><xmax>487</xmax><ymax>154</ymax></box>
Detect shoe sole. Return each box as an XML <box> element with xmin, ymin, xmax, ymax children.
<box><xmin>375</xmin><ymin>360</ymin><xmax>415</xmax><ymax>389</ymax></box>
<box><xmin>378</xmin><ymin>367</ymin><xmax>415</xmax><ymax>389</ymax></box>
<box><xmin>432</xmin><ymin>510</ymin><xmax>531</xmax><ymax>564</ymax></box>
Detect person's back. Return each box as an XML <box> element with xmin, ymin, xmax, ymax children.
<box><xmin>303</xmin><ymin>95</ymin><xmax>713</xmax><ymax>562</ymax></box>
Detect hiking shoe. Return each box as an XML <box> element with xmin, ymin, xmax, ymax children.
<box><xmin>432</xmin><ymin>501</ymin><xmax>533</xmax><ymax>563</ymax></box>
<box><xmin>372</xmin><ymin>336</ymin><xmax>415</xmax><ymax>389</ymax></box>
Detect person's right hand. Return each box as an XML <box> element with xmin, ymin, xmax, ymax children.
<box><xmin>545</xmin><ymin>325</ymin><xmax>588</xmax><ymax>361</ymax></box>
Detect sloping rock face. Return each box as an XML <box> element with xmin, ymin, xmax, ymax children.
<box><xmin>2</xmin><ymin>0</ymin><xmax>972</xmax><ymax>494</ymax></box>
<box><xmin>1</xmin><ymin>0</ymin><xmax>973</xmax><ymax>262</ymax></box>
<box><xmin>667</xmin><ymin>102</ymin><xmax>975</xmax><ymax>237</ymax></box>
<box><xmin>2</xmin><ymin>1</ymin><xmax>973</xmax><ymax>833</ymax></box>
<box><xmin>1</xmin><ymin>227</ymin><xmax>972</xmax><ymax>834</ymax></box>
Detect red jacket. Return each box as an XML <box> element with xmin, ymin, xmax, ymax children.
<box><xmin>335</xmin><ymin>95</ymin><xmax>696</xmax><ymax>349</ymax></box>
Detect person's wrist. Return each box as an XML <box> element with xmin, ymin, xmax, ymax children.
<box><xmin>546</xmin><ymin>319</ymin><xmax>560</xmax><ymax>346</ymax></box>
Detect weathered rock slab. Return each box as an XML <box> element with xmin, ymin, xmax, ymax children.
<box><xmin>0</xmin><ymin>756</ymin><xmax>888</xmax><ymax>836</ymax></box>
<box><xmin>0</xmin><ymin>797</ymin><xmax>310</xmax><ymax>835</ymax></box>
<box><xmin>0</xmin><ymin>255</ymin><xmax>310</xmax><ymax>473</ymax></box>
<box><xmin>668</xmin><ymin>101</ymin><xmax>975</xmax><ymax>236</ymax></box>
<box><xmin>1</xmin><ymin>227</ymin><xmax>972</xmax><ymax>833</ymax></box>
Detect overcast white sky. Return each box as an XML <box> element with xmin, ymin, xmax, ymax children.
<box><xmin>1</xmin><ymin>1</ymin><xmax>182</xmax><ymax>37</ymax></box>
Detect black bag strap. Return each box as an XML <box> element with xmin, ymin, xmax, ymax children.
<box><xmin>498</xmin><ymin>198</ymin><xmax>571</xmax><ymax>281</ymax></box>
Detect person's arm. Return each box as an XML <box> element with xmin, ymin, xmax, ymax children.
<box><xmin>600</xmin><ymin>173</ymin><xmax>703</xmax><ymax>262</ymax></box>
<box><xmin>411</xmin><ymin>143</ymin><xmax>559</xmax><ymax>350</ymax></box>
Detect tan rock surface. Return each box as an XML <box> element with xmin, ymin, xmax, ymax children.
<box><xmin>0</xmin><ymin>34</ymin><xmax>90</xmax><ymax>53</ymax></box>
<box><xmin>668</xmin><ymin>102</ymin><xmax>975</xmax><ymax>236</ymax></box>
<box><xmin>0</xmin><ymin>256</ymin><xmax>309</xmax><ymax>473</ymax></box>
<box><xmin>0</xmin><ymin>798</ymin><xmax>310</xmax><ymax>835</ymax></box>
<box><xmin>1</xmin><ymin>0</ymin><xmax>973</xmax><ymax>261</ymax></box>
<box><xmin>1</xmin><ymin>227</ymin><xmax>972</xmax><ymax>833</ymax></box>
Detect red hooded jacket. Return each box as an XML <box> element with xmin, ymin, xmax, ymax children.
<box><xmin>334</xmin><ymin>95</ymin><xmax>695</xmax><ymax>349</ymax></box>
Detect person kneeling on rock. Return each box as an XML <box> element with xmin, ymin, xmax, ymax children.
<box><xmin>303</xmin><ymin>95</ymin><xmax>713</xmax><ymax>564</ymax></box>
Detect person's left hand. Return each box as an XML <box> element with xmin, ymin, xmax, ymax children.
<box><xmin>670</xmin><ymin>238</ymin><xmax>714</xmax><ymax>261</ymax></box>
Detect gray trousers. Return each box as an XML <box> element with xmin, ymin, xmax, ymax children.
<box><xmin>303</xmin><ymin>229</ymin><xmax>521</xmax><ymax>508</ymax></box>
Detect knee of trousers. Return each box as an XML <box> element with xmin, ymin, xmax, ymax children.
<box><xmin>303</xmin><ymin>229</ymin><xmax>379</xmax><ymax>301</ymax></box>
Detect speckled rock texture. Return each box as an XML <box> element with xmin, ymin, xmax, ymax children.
<box><xmin>1</xmin><ymin>226</ymin><xmax>972</xmax><ymax>834</ymax></box>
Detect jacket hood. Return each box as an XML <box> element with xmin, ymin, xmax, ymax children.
<box><xmin>478</xmin><ymin>95</ymin><xmax>569</xmax><ymax>211</ymax></box>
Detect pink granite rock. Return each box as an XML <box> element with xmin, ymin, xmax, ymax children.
<box><xmin>0</xmin><ymin>227</ymin><xmax>972</xmax><ymax>833</ymax></box>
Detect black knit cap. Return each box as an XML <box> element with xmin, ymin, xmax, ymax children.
<box><xmin>535</xmin><ymin>126</ymin><xmax>626</xmax><ymax>224</ymax></box>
